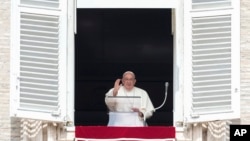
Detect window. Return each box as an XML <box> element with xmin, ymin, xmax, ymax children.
<box><xmin>9</xmin><ymin>0</ymin><xmax>240</xmax><ymax>127</ymax></box>
<box><xmin>75</xmin><ymin>8</ymin><xmax>174</xmax><ymax>126</ymax></box>
<box><xmin>75</xmin><ymin>0</ymin><xmax>178</xmax><ymax>126</ymax></box>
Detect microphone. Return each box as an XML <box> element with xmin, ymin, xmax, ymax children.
<box><xmin>154</xmin><ymin>82</ymin><xmax>169</xmax><ymax>111</ymax></box>
<box><xmin>143</xmin><ymin>82</ymin><xmax>169</xmax><ymax>122</ymax></box>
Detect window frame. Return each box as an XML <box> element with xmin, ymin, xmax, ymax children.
<box><xmin>9</xmin><ymin>0</ymin><xmax>240</xmax><ymax>128</ymax></box>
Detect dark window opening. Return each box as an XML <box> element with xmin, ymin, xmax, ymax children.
<box><xmin>75</xmin><ymin>9</ymin><xmax>173</xmax><ymax>126</ymax></box>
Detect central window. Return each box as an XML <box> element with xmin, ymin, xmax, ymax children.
<box><xmin>75</xmin><ymin>8</ymin><xmax>173</xmax><ymax>126</ymax></box>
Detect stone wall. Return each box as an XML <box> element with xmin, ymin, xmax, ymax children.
<box><xmin>240</xmin><ymin>0</ymin><xmax>250</xmax><ymax>124</ymax></box>
<box><xmin>0</xmin><ymin>0</ymin><xmax>21</xmax><ymax>140</ymax></box>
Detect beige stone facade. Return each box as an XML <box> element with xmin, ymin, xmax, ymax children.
<box><xmin>0</xmin><ymin>0</ymin><xmax>21</xmax><ymax>141</ymax></box>
<box><xmin>240</xmin><ymin>0</ymin><xmax>250</xmax><ymax>125</ymax></box>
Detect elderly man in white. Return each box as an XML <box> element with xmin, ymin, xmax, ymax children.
<box><xmin>105</xmin><ymin>71</ymin><xmax>155</xmax><ymax>126</ymax></box>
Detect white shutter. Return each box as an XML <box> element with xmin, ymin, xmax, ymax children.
<box><xmin>10</xmin><ymin>0</ymin><xmax>67</xmax><ymax>122</ymax></box>
<box><xmin>183</xmin><ymin>0</ymin><xmax>240</xmax><ymax>123</ymax></box>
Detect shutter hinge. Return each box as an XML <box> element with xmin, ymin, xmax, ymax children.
<box><xmin>51</xmin><ymin>110</ymin><xmax>61</xmax><ymax>116</ymax></box>
<box><xmin>235</xmin><ymin>88</ymin><xmax>238</xmax><ymax>93</ymax></box>
<box><xmin>16</xmin><ymin>76</ymin><xmax>20</xmax><ymax>89</ymax></box>
<box><xmin>191</xmin><ymin>114</ymin><xmax>200</xmax><ymax>118</ymax></box>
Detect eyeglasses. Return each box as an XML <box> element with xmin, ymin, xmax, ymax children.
<box><xmin>123</xmin><ymin>78</ymin><xmax>135</xmax><ymax>81</ymax></box>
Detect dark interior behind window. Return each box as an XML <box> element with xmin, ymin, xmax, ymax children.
<box><xmin>75</xmin><ymin>9</ymin><xmax>173</xmax><ymax>126</ymax></box>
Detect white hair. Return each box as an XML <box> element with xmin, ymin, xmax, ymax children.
<box><xmin>122</xmin><ymin>71</ymin><xmax>136</xmax><ymax>78</ymax></box>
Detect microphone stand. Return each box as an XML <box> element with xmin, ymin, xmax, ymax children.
<box><xmin>143</xmin><ymin>82</ymin><xmax>169</xmax><ymax>122</ymax></box>
<box><xmin>155</xmin><ymin>82</ymin><xmax>169</xmax><ymax>111</ymax></box>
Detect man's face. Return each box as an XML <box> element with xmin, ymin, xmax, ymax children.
<box><xmin>122</xmin><ymin>73</ymin><xmax>136</xmax><ymax>91</ymax></box>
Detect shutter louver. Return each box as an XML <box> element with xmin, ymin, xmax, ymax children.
<box><xmin>191</xmin><ymin>15</ymin><xmax>232</xmax><ymax>115</ymax></box>
<box><xmin>20</xmin><ymin>0</ymin><xmax>59</xmax><ymax>9</ymax></box>
<box><xmin>192</xmin><ymin>0</ymin><xmax>231</xmax><ymax>10</ymax></box>
<box><xmin>19</xmin><ymin>12</ymin><xmax>60</xmax><ymax>113</ymax></box>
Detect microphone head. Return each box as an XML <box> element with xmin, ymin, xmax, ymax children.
<box><xmin>165</xmin><ymin>82</ymin><xmax>169</xmax><ymax>87</ymax></box>
<box><xmin>165</xmin><ymin>82</ymin><xmax>169</xmax><ymax>96</ymax></box>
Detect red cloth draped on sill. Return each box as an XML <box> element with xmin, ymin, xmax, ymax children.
<box><xmin>75</xmin><ymin>126</ymin><xmax>175</xmax><ymax>139</ymax></box>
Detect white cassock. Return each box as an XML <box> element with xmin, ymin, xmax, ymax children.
<box><xmin>105</xmin><ymin>86</ymin><xmax>155</xmax><ymax>127</ymax></box>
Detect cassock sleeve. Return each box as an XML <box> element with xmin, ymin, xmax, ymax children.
<box><xmin>105</xmin><ymin>88</ymin><xmax>117</xmax><ymax>112</ymax></box>
<box><xmin>139</xmin><ymin>90</ymin><xmax>155</xmax><ymax>119</ymax></box>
